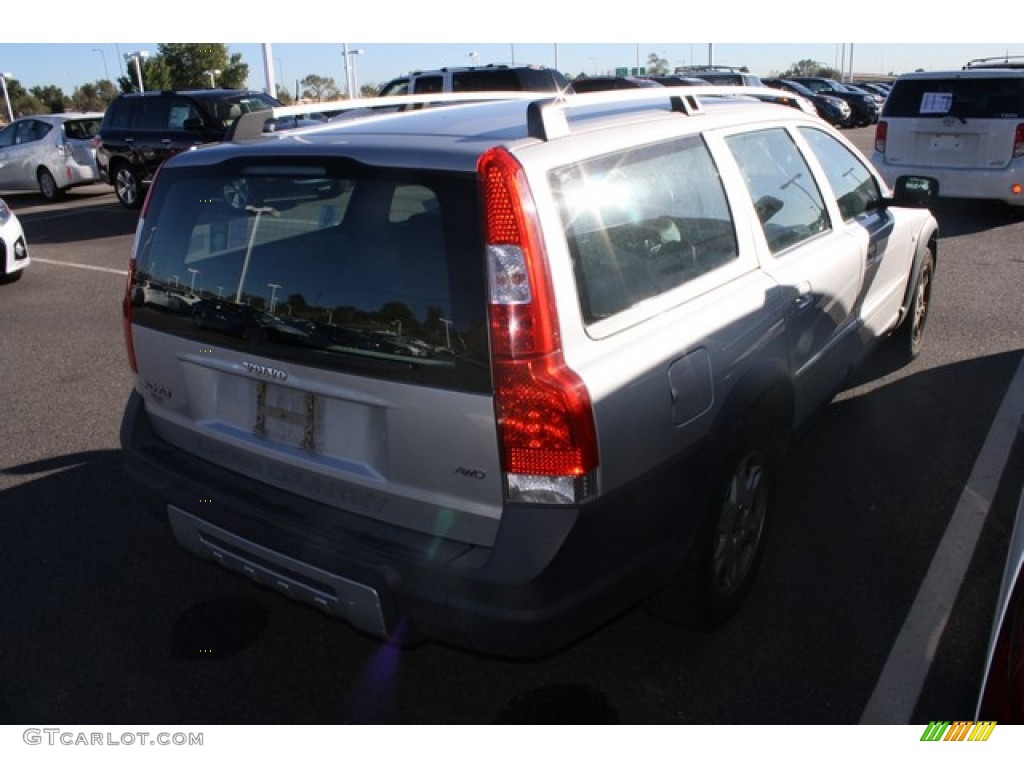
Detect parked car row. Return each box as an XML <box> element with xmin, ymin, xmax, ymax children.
<box><xmin>3</xmin><ymin>59</ymin><xmax>1021</xmax><ymax>218</ymax></box>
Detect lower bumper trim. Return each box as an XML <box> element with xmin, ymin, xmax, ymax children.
<box><xmin>167</xmin><ymin>504</ymin><xmax>388</xmax><ymax>639</ymax></box>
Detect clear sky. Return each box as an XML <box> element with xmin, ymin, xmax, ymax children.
<box><xmin>1</xmin><ymin>2</ymin><xmax>1020</xmax><ymax>94</ymax></box>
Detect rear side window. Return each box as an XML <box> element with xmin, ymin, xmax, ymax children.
<box><xmin>551</xmin><ymin>135</ymin><xmax>739</xmax><ymax>324</ymax></box>
<box><xmin>884</xmin><ymin>77</ymin><xmax>1024</xmax><ymax>118</ymax></box>
<box><xmin>412</xmin><ymin>76</ymin><xmax>444</xmax><ymax>94</ymax></box>
<box><xmin>63</xmin><ymin>119</ymin><xmax>101</xmax><ymax>140</ymax></box>
<box><xmin>452</xmin><ymin>70</ymin><xmax>521</xmax><ymax>91</ymax></box>
<box><xmin>105</xmin><ymin>98</ymin><xmax>136</xmax><ymax>130</ymax></box>
<box><xmin>132</xmin><ymin>157</ymin><xmax>490</xmax><ymax>392</ymax></box>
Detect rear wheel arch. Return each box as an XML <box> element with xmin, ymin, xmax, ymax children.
<box><xmin>644</xmin><ymin>363</ymin><xmax>794</xmax><ymax>628</ymax></box>
<box><xmin>710</xmin><ymin>361</ymin><xmax>794</xmax><ymax>466</ymax></box>
<box><xmin>37</xmin><ymin>166</ymin><xmax>63</xmax><ymax>200</ymax></box>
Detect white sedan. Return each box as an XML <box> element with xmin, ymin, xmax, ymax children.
<box><xmin>0</xmin><ymin>196</ymin><xmax>30</xmax><ymax>281</ymax></box>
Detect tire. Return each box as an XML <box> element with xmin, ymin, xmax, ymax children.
<box><xmin>114</xmin><ymin>165</ymin><xmax>144</xmax><ymax>209</ymax></box>
<box><xmin>646</xmin><ymin>408</ymin><xmax>781</xmax><ymax>629</ymax></box>
<box><xmin>896</xmin><ymin>247</ymin><xmax>934</xmax><ymax>361</ymax></box>
<box><xmin>698</xmin><ymin>429</ymin><xmax>774</xmax><ymax>625</ymax></box>
<box><xmin>37</xmin><ymin>168</ymin><xmax>63</xmax><ymax>201</ymax></box>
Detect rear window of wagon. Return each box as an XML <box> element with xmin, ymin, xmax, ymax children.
<box><xmin>131</xmin><ymin>157</ymin><xmax>492</xmax><ymax>392</ymax></box>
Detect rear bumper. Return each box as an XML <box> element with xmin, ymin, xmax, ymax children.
<box><xmin>63</xmin><ymin>163</ymin><xmax>101</xmax><ymax>187</ymax></box>
<box><xmin>872</xmin><ymin>153</ymin><xmax>1024</xmax><ymax>206</ymax></box>
<box><xmin>120</xmin><ymin>390</ymin><xmax>705</xmax><ymax>656</ymax></box>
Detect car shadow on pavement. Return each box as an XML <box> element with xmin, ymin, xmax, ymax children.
<box><xmin>15</xmin><ymin>199</ymin><xmax>139</xmax><ymax>245</ymax></box>
<box><xmin>930</xmin><ymin>198</ymin><xmax>1024</xmax><ymax>237</ymax></box>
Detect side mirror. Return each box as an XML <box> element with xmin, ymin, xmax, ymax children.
<box><xmin>182</xmin><ymin>117</ymin><xmax>204</xmax><ymax>132</ymax></box>
<box><xmin>891</xmin><ymin>175</ymin><xmax>939</xmax><ymax>208</ymax></box>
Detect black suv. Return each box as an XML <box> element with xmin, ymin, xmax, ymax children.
<box><xmin>96</xmin><ymin>89</ymin><xmax>281</xmax><ymax>208</ymax></box>
<box><xmin>378</xmin><ymin>64</ymin><xmax>570</xmax><ymax>96</ymax></box>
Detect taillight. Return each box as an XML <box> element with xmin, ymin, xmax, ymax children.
<box><xmin>123</xmin><ymin>257</ymin><xmax>138</xmax><ymax>373</ymax></box>
<box><xmin>124</xmin><ymin>166</ymin><xmax>165</xmax><ymax>374</ymax></box>
<box><xmin>478</xmin><ymin>147</ymin><xmax>597</xmax><ymax>504</ymax></box>
<box><xmin>1013</xmin><ymin>123</ymin><xmax>1024</xmax><ymax>159</ymax></box>
<box><xmin>874</xmin><ymin>120</ymin><xmax>888</xmax><ymax>154</ymax></box>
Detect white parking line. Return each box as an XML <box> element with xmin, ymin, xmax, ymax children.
<box><xmin>31</xmin><ymin>257</ymin><xmax>128</xmax><ymax>276</ymax></box>
<box><xmin>859</xmin><ymin>354</ymin><xmax>1024</xmax><ymax>723</ymax></box>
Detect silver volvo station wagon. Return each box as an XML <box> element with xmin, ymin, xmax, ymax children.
<box><xmin>120</xmin><ymin>88</ymin><xmax>939</xmax><ymax>656</ymax></box>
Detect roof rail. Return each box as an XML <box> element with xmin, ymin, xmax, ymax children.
<box><xmin>964</xmin><ymin>55</ymin><xmax>1024</xmax><ymax>70</ymax></box>
<box><xmin>527</xmin><ymin>85</ymin><xmax>811</xmax><ymax>140</ymax></box>
<box><xmin>675</xmin><ymin>64</ymin><xmax>748</xmax><ymax>74</ymax></box>
<box><xmin>232</xmin><ymin>85</ymin><xmax>805</xmax><ymax>144</ymax></box>
<box><xmin>230</xmin><ymin>91</ymin><xmax>545</xmax><ymax>141</ymax></box>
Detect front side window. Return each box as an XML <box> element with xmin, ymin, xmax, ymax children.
<box><xmin>551</xmin><ymin>135</ymin><xmax>739</xmax><ymax>324</ymax></box>
<box><xmin>168</xmin><ymin>98</ymin><xmax>202</xmax><ymax>130</ymax></box>
<box><xmin>799</xmin><ymin>127</ymin><xmax>881</xmax><ymax>221</ymax></box>
<box><xmin>132</xmin><ymin>157</ymin><xmax>490</xmax><ymax>392</ymax></box>
<box><xmin>725</xmin><ymin>128</ymin><xmax>830</xmax><ymax>255</ymax></box>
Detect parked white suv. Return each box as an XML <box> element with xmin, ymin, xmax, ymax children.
<box><xmin>872</xmin><ymin>59</ymin><xmax>1024</xmax><ymax>207</ymax></box>
<box><xmin>378</xmin><ymin>63</ymin><xmax>571</xmax><ymax>96</ymax></box>
<box><xmin>120</xmin><ymin>87</ymin><xmax>939</xmax><ymax>656</ymax></box>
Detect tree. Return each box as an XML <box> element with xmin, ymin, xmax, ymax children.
<box><xmin>118</xmin><ymin>44</ymin><xmax>248</xmax><ymax>92</ymax></box>
<box><xmin>300</xmin><ymin>74</ymin><xmax>341</xmax><ymax>102</ymax></box>
<box><xmin>779</xmin><ymin>59</ymin><xmax>840</xmax><ymax>79</ymax></box>
<box><xmin>118</xmin><ymin>56</ymin><xmax>171</xmax><ymax>93</ymax></box>
<box><xmin>645</xmin><ymin>53</ymin><xmax>670</xmax><ymax>76</ymax></box>
<box><xmin>71</xmin><ymin>80</ymin><xmax>119</xmax><ymax>112</ymax></box>
<box><xmin>30</xmin><ymin>85</ymin><xmax>68</xmax><ymax>113</ymax></box>
<box><xmin>2</xmin><ymin>78</ymin><xmax>45</xmax><ymax>118</ymax></box>
<box><xmin>157</xmin><ymin>44</ymin><xmax>248</xmax><ymax>89</ymax></box>
<box><xmin>274</xmin><ymin>84</ymin><xmax>295</xmax><ymax>105</ymax></box>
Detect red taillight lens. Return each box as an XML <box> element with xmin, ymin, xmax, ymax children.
<box><xmin>123</xmin><ymin>258</ymin><xmax>138</xmax><ymax>373</ymax></box>
<box><xmin>1013</xmin><ymin>123</ymin><xmax>1024</xmax><ymax>159</ymax></box>
<box><xmin>874</xmin><ymin>120</ymin><xmax>888</xmax><ymax>154</ymax></box>
<box><xmin>496</xmin><ymin>357</ymin><xmax>597</xmax><ymax>477</ymax></box>
<box><xmin>478</xmin><ymin>147</ymin><xmax>598</xmax><ymax>487</ymax></box>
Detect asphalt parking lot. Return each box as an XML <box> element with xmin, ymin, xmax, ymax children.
<box><xmin>1</xmin><ymin>126</ymin><xmax>1023</xmax><ymax>727</ymax></box>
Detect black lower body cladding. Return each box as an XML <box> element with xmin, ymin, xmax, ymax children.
<box><xmin>120</xmin><ymin>390</ymin><xmax>708</xmax><ymax>656</ymax></box>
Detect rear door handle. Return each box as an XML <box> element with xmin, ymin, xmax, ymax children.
<box><xmin>793</xmin><ymin>281</ymin><xmax>815</xmax><ymax>311</ymax></box>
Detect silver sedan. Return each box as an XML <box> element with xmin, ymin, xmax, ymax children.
<box><xmin>0</xmin><ymin>112</ymin><xmax>104</xmax><ymax>200</ymax></box>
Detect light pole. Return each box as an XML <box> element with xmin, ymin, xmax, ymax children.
<box><xmin>126</xmin><ymin>51</ymin><xmax>149</xmax><ymax>92</ymax></box>
<box><xmin>187</xmin><ymin>268</ymin><xmax>200</xmax><ymax>294</ymax></box>
<box><xmin>92</xmin><ymin>48</ymin><xmax>110</xmax><ymax>82</ymax></box>
<box><xmin>202</xmin><ymin>69</ymin><xmax>221</xmax><ymax>88</ymax></box>
<box><xmin>268</xmin><ymin>283</ymin><xmax>282</xmax><ymax>314</ymax></box>
<box><xmin>468</xmin><ymin>51</ymin><xmax>480</xmax><ymax>67</ymax></box>
<box><xmin>0</xmin><ymin>72</ymin><xmax>13</xmax><ymax>123</ymax></box>
<box><xmin>342</xmin><ymin>45</ymin><xmax>365</xmax><ymax>98</ymax></box>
